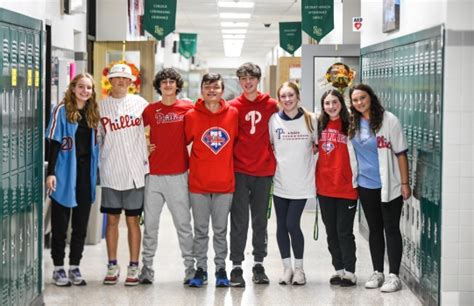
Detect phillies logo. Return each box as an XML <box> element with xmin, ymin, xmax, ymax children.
<box><xmin>377</xmin><ymin>136</ymin><xmax>392</xmax><ymax>149</ymax></box>
<box><xmin>245</xmin><ymin>111</ymin><xmax>261</xmax><ymax>135</ymax></box>
<box><xmin>201</xmin><ymin>127</ymin><xmax>230</xmax><ymax>154</ymax></box>
<box><xmin>275</xmin><ymin>128</ymin><xmax>285</xmax><ymax>140</ymax></box>
<box><xmin>100</xmin><ymin>115</ymin><xmax>142</xmax><ymax>134</ymax></box>
<box><xmin>155</xmin><ymin>112</ymin><xmax>184</xmax><ymax>124</ymax></box>
<box><xmin>61</xmin><ymin>136</ymin><xmax>73</xmax><ymax>151</ymax></box>
<box><xmin>321</xmin><ymin>142</ymin><xmax>335</xmax><ymax>154</ymax></box>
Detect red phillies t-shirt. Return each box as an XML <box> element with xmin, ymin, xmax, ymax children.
<box><xmin>316</xmin><ymin>118</ymin><xmax>358</xmax><ymax>200</ymax></box>
<box><xmin>230</xmin><ymin>92</ymin><xmax>277</xmax><ymax>176</ymax></box>
<box><xmin>142</xmin><ymin>99</ymin><xmax>193</xmax><ymax>175</ymax></box>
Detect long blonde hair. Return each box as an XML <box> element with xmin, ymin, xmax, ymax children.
<box><xmin>62</xmin><ymin>73</ymin><xmax>100</xmax><ymax>129</ymax></box>
<box><xmin>277</xmin><ymin>81</ymin><xmax>315</xmax><ymax>133</ymax></box>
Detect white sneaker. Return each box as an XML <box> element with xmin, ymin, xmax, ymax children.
<box><xmin>292</xmin><ymin>267</ymin><xmax>306</xmax><ymax>285</ymax></box>
<box><xmin>125</xmin><ymin>265</ymin><xmax>140</xmax><ymax>286</ymax></box>
<box><xmin>365</xmin><ymin>271</ymin><xmax>384</xmax><ymax>289</ymax></box>
<box><xmin>381</xmin><ymin>273</ymin><xmax>402</xmax><ymax>292</ymax></box>
<box><xmin>103</xmin><ymin>264</ymin><xmax>120</xmax><ymax>285</ymax></box>
<box><xmin>278</xmin><ymin>268</ymin><xmax>293</xmax><ymax>285</ymax></box>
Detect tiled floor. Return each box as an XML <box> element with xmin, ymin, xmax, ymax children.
<box><xmin>43</xmin><ymin>207</ymin><xmax>422</xmax><ymax>305</ymax></box>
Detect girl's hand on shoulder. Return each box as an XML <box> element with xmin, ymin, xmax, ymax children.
<box><xmin>46</xmin><ymin>175</ymin><xmax>56</xmax><ymax>195</ymax></box>
<box><xmin>148</xmin><ymin>143</ymin><xmax>156</xmax><ymax>154</ymax></box>
<box><xmin>401</xmin><ymin>184</ymin><xmax>411</xmax><ymax>201</ymax></box>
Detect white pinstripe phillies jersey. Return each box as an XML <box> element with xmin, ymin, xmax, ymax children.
<box><xmin>98</xmin><ymin>94</ymin><xmax>149</xmax><ymax>190</ymax></box>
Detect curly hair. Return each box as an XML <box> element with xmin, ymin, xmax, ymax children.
<box><xmin>348</xmin><ymin>83</ymin><xmax>385</xmax><ymax>139</ymax></box>
<box><xmin>236</xmin><ymin>62</ymin><xmax>261</xmax><ymax>80</ymax></box>
<box><xmin>318</xmin><ymin>89</ymin><xmax>350</xmax><ymax>139</ymax></box>
<box><xmin>152</xmin><ymin>68</ymin><xmax>184</xmax><ymax>95</ymax></box>
<box><xmin>277</xmin><ymin>81</ymin><xmax>314</xmax><ymax>134</ymax></box>
<box><xmin>63</xmin><ymin>73</ymin><xmax>99</xmax><ymax>129</ymax></box>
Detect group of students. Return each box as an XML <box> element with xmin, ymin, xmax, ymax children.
<box><xmin>45</xmin><ymin>61</ymin><xmax>410</xmax><ymax>294</ymax></box>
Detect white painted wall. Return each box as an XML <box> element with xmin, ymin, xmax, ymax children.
<box><xmin>361</xmin><ymin>0</ymin><xmax>447</xmax><ymax>47</ymax></box>
<box><xmin>96</xmin><ymin>0</ymin><xmax>129</xmax><ymax>41</ymax></box>
<box><xmin>0</xmin><ymin>0</ymin><xmax>88</xmax><ymax>51</ymax></box>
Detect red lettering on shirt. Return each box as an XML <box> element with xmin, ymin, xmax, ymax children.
<box><xmin>100</xmin><ymin>115</ymin><xmax>142</xmax><ymax>134</ymax></box>
<box><xmin>377</xmin><ymin>135</ymin><xmax>392</xmax><ymax>149</ymax></box>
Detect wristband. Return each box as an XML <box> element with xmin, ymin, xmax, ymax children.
<box><xmin>401</xmin><ymin>183</ymin><xmax>409</xmax><ymax>185</ymax></box>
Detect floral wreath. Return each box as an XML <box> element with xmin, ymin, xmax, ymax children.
<box><xmin>325</xmin><ymin>62</ymin><xmax>355</xmax><ymax>94</ymax></box>
<box><xmin>101</xmin><ymin>60</ymin><xmax>141</xmax><ymax>97</ymax></box>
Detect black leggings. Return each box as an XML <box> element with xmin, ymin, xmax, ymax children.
<box><xmin>359</xmin><ymin>187</ymin><xmax>403</xmax><ymax>275</ymax></box>
<box><xmin>273</xmin><ymin>195</ymin><xmax>306</xmax><ymax>259</ymax></box>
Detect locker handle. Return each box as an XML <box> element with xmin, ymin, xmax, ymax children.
<box><xmin>2</xmin><ymin>239</ymin><xmax>5</xmax><ymax>264</ymax></box>
<box><xmin>2</xmin><ymin>90</ymin><xmax>6</xmax><ymax>113</ymax></box>
<box><xmin>19</xmin><ymin>229</ymin><xmax>23</xmax><ymax>253</ymax></box>
<box><xmin>11</xmin><ymin>238</ymin><xmax>15</xmax><ymax>258</ymax></box>
<box><xmin>26</xmin><ymin>228</ymin><xmax>30</xmax><ymax>247</ymax></box>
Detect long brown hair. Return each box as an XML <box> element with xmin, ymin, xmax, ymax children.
<box><xmin>277</xmin><ymin>81</ymin><xmax>314</xmax><ymax>133</ymax></box>
<box><xmin>348</xmin><ymin>83</ymin><xmax>385</xmax><ymax>139</ymax></box>
<box><xmin>63</xmin><ymin>73</ymin><xmax>100</xmax><ymax>129</ymax></box>
<box><xmin>318</xmin><ymin>89</ymin><xmax>350</xmax><ymax>139</ymax></box>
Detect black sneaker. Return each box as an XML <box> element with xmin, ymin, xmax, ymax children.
<box><xmin>230</xmin><ymin>267</ymin><xmax>245</xmax><ymax>287</ymax></box>
<box><xmin>252</xmin><ymin>264</ymin><xmax>269</xmax><ymax>284</ymax></box>
<box><xmin>329</xmin><ymin>274</ymin><xmax>343</xmax><ymax>285</ymax></box>
<box><xmin>188</xmin><ymin>268</ymin><xmax>208</xmax><ymax>288</ymax></box>
<box><xmin>215</xmin><ymin>268</ymin><xmax>230</xmax><ymax>287</ymax></box>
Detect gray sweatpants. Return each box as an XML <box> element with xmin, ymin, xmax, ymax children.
<box><xmin>141</xmin><ymin>173</ymin><xmax>194</xmax><ymax>273</ymax></box>
<box><xmin>190</xmin><ymin>192</ymin><xmax>233</xmax><ymax>272</ymax></box>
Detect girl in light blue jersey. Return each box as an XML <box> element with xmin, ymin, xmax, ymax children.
<box><xmin>45</xmin><ymin>73</ymin><xmax>100</xmax><ymax>287</ymax></box>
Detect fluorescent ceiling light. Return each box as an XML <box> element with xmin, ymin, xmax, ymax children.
<box><xmin>224</xmin><ymin>40</ymin><xmax>244</xmax><ymax>46</ymax></box>
<box><xmin>219</xmin><ymin>13</ymin><xmax>251</xmax><ymax>19</ymax></box>
<box><xmin>222</xmin><ymin>29</ymin><xmax>247</xmax><ymax>34</ymax></box>
<box><xmin>222</xmin><ymin>34</ymin><xmax>246</xmax><ymax>39</ymax></box>
<box><xmin>223</xmin><ymin>39</ymin><xmax>244</xmax><ymax>57</ymax></box>
<box><xmin>221</xmin><ymin>22</ymin><xmax>249</xmax><ymax>28</ymax></box>
<box><xmin>218</xmin><ymin>1</ymin><xmax>255</xmax><ymax>8</ymax></box>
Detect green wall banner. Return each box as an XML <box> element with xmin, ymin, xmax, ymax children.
<box><xmin>301</xmin><ymin>0</ymin><xmax>334</xmax><ymax>41</ymax></box>
<box><xmin>179</xmin><ymin>33</ymin><xmax>197</xmax><ymax>59</ymax></box>
<box><xmin>143</xmin><ymin>0</ymin><xmax>176</xmax><ymax>41</ymax></box>
<box><xmin>279</xmin><ymin>22</ymin><xmax>302</xmax><ymax>55</ymax></box>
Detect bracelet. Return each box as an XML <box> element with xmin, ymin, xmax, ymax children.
<box><xmin>401</xmin><ymin>183</ymin><xmax>409</xmax><ymax>185</ymax></box>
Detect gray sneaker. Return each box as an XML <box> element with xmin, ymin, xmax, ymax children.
<box><xmin>53</xmin><ymin>269</ymin><xmax>72</xmax><ymax>287</ymax></box>
<box><xmin>68</xmin><ymin>267</ymin><xmax>87</xmax><ymax>286</ymax></box>
<box><xmin>139</xmin><ymin>265</ymin><xmax>154</xmax><ymax>284</ymax></box>
<box><xmin>183</xmin><ymin>267</ymin><xmax>196</xmax><ymax>285</ymax></box>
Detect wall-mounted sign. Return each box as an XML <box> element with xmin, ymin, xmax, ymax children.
<box><xmin>353</xmin><ymin>17</ymin><xmax>363</xmax><ymax>32</ymax></box>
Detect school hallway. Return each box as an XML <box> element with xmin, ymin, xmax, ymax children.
<box><xmin>43</xmin><ymin>206</ymin><xmax>422</xmax><ymax>306</ymax></box>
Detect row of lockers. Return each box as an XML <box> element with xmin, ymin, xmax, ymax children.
<box><xmin>0</xmin><ymin>8</ymin><xmax>44</xmax><ymax>306</ymax></box>
<box><xmin>1</xmin><ymin>167</ymin><xmax>42</xmax><ymax>306</ymax></box>
<box><xmin>0</xmin><ymin>23</ymin><xmax>42</xmax><ymax>175</ymax></box>
<box><xmin>361</xmin><ymin>32</ymin><xmax>443</xmax><ymax>305</ymax></box>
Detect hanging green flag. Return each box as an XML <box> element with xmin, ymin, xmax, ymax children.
<box><xmin>301</xmin><ymin>0</ymin><xmax>334</xmax><ymax>42</ymax></box>
<box><xmin>279</xmin><ymin>22</ymin><xmax>302</xmax><ymax>55</ymax></box>
<box><xmin>179</xmin><ymin>33</ymin><xmax>197</xmax><ymax>59</ymax></box>
<box><xmin>143</xmin><ymin>0</ymin><xmax>177</xmax><ymax>41</ymax></box>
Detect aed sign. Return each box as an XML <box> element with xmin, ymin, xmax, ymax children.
<box><xmin>353</xmin><ymin>17</ymin><xmax>363</xmax><ymax>32</ymax></box>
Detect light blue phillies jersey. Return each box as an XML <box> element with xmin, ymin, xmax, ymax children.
<box><xmin>45</xmin><ymin>104</ymin><xmax>99</xmax><ymax>208</ymax></box>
